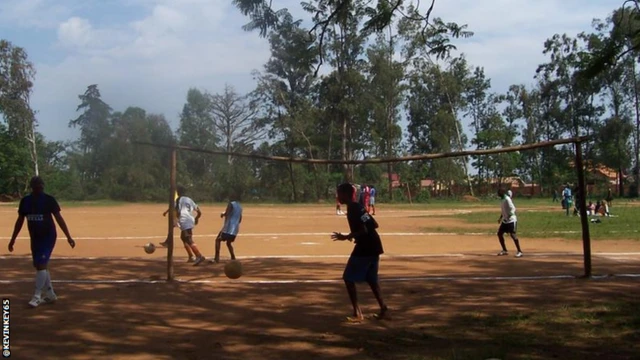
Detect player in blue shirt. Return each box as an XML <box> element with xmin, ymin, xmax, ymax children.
<box><xmin>7</xmin><ymin>176</ymin><xmax>76</xmax><ymax>308</ymax></box>
<box><xmin>212</xmin><ymin>195</ymin><xmax>243</xmax><ymax>263</ymax></box>
<box><xmin>332</xmin><ymin>183</ymin><xmax>387</xmax><ymax>322</ymax></box>
<box><xmin>562</xmin><ymin>185</ymin><xmax>573</xmax><ymax>216</ymax></box>
<box><xmin>369</xmin><ymin>186</ymin><xmax>376</xmax><ymax>215</ymax></box>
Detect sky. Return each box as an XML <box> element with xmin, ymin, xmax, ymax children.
<box><xmin>0</xmin><ymin>0</ymin><xmax>626</xmax><ymax>143</ymax></box>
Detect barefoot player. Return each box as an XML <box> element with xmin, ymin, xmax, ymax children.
<box><xmin>212</xmin><ymin>196</ymin><xmax>243</xmax><ymax>263</ymax></box>
<box><xmin>331</xmin><ymin>183</ymin><xmax>388</xmax><ymax>322</ymax></box>
<box><xmin>7</xmin><ymin>176</ymin><xmax>76</xmax><ymax>308</ymax></box>
<box><xmin>175</xmin><ymin>186</ymin><xmax>206</xmax><ymax>265</ymax></box>
<box><xmin>497</xmin><ymin>188</ymin><xmax>523</xmax><ymax>258</ymax></box>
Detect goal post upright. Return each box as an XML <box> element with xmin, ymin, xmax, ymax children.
<box><xmin>167</xmin><ymin>147</ymin><xmax>177</xmax><ymax>281</ymax></box>
<box><xmin>574</xmin><ymin>139</ymin><xmax>592</xmax><ymax>278</ymax></box>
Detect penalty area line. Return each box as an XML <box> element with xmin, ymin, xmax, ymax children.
<box><xmin>1</xmin><ymin>273</ymin><xmax>640</xmax><ymax>285</ymax></box>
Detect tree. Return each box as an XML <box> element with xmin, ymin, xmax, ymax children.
<box><xmin>177</xmin><ymin>88</ymin><xmax>219</xmax><ymax>197</ymax></box>
<box><xmin>209</xmin><ymin>85</ymin><xmax>265</xmax><ymax>164</ymax></box>
<box><xmin>598</xmin><ymin>116</ymin><xmax>634</xmax><ymax>195</ymax></box>
<box><xmin>253</xmin><ymin>13</ymin><xmax>323</xmax><ymax>201</ymax></box>
<box><xmin>234</xmin><ymin>0</ymin><xmax>458</xmax><ymax>72</ymax></box>
<box><xmin>400</xmin><ymin>11</ymin><xmax>474</xmax><ymax>195</ymax></box>
<box><xmin>0</xmin><ymin>122</ymin><xmax>30</xmax><ymax>196</ymax></box>
<box><xmin>310</xmin><ymin>0</ymin><xmax>371</xmax><ymax>182</ymax></box>
<box><xmin>0</xmin><ymin>39</ymin><xmax>39</xmax><ymax>177</ymax></box>
<box><xmin>69</xmin><ymin>84</ymin><xmax>113</xmax><ymax>189</ymax></box>
<box><xmin>104</xmin><ymin>108</ymin><xmax>175</xmax><ymax>201</ymax></box>
<box><xmin>366</xmin><ymin>30</ymin><xmax>404</xmax><ymax>199</ymax></box>
<box><xmin>578</xmin><ymin>3</ymin><xmax>640</xmax><ymax>195</ymax></box>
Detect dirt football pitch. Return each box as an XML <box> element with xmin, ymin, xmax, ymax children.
<box><xmin>1</xmin><ymin>203</ymin><xmax>639</xmax><ymax>360</ymax></box>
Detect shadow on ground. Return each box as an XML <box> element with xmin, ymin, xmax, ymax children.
<box><xmin>2</xmin><ymin>255</ymin><xmax>640</xmax><ymax>360</ymax></box>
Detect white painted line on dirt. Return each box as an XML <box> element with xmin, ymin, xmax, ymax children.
<box><xmin>0</xmin><ymin>254</ymin><xmax>466</xmax><ymax>260</ymax></box>
<box><xmin>1</xmin><ymin>252</ymin><xmax>639</xmax><ymax>261</ymax></box>
<box><xmin>0</xmin><ymin>232</ymin><xmax>463</xmax><ymax>240</ymax></box>
<box><xmin>1</xmin><ymin>273</ymin><xmax>640</xmax><ymax>284</ymax></box>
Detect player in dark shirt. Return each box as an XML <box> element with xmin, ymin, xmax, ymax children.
<box><xmin>8</xmin><ymin>176</ymin><xmax>76</xmax><ymax>308</ymax></box>
<box><xmin>331</xmin><ymin>183</ymin><xmax>388</xmax><ymax>322</ymax></box>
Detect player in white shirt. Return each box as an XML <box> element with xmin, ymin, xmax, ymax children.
<box><xmin>497</xmin><ymin>188</ymin><xmax>523</xmax><ymax>258</ymax></box>
<box><xmin>175</xmin><ymin>186</ymin><xmax>206</xmax><ymax>265</ymax></box>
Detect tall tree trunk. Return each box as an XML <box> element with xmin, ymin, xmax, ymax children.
<box><xmin>226</xmin><ymin>125</ymin><xmax>232</xmax><ymax>165</ymax></box>
<box><xmin>288</xmin><ymin>161</ymin><xmax>297</xmax><ymax>202</ymax></box>
<box><xmin>387</xmin><ymin>26</ymin><xmax>395</xmax><ymax>200</ymax></box>
<box><xmin>28</xmin><ymin>122</ymin><xmax>38</xmax><ymax>176</ymax></box>
<box><xmin>442</xmin><ymin>89</ymin><xmax>474</xmax><ymax>196</ymax></box>
<box><xmin>342</xmin><ymin>115</ymin><xmax>350</xmax><ymax>182</ymax></box>
<box><xmin>632</xmin><ymin>62</ymin><xmax>640</xmax><ymax>196</ymax></box>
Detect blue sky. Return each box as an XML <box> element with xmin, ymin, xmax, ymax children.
<box><xmin>0</xmin><ymin>0</ymin><xmax>626</xmax><ymax>143</ymax></box>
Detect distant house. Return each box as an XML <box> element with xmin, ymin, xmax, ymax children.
<box><xmin>381</xmin><ymin>173</ymin><xmax>402</xmax><ymax>188</ymax></box>
<box><xmin>569</xmin><ymin>161</ymin><xmax>624</xmax><ymax>186</ymax></box>
<box><xmin>420</xmin><ymin>179</ymin><xmax>435</xmax><ymax>188</ymax></box>
<box><xmin>474</xmin><ymin>176</ymin><xmax>540</xmax><ymax>196</ymax></box>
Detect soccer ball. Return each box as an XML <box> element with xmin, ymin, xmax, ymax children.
<box><xmin>144</xmin><ymin>243</ymin><xmax>156</xmax><ymax>254</ymax></box>
<box><xmin>224</xmin><ymin>260</ymin><xmax>243</xmax><ymax>279</ymax></box>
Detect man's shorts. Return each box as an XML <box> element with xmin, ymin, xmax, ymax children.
<box><xmin>31</xmin><ymin>237</ymin><xmax>56</xmax><ymax>267</ymax></box>
<box><xmin>369</xmin><ymin>197</ymin><xmax>375</xmax><ymax>205</ymax></box>
<box><xmin>180</xmin><ymin>228</ymin><xmax>194</xmax><ymax>245</ymax></box>
<box><xmin>343</xmin><ymin>255</ymin><xmax>380</xmax><ymax>283</ymax></box>
<box><xmin>217</xmin><ymin>232</ymin><xmax>237</xmax><ymax>242</ymax></box>
<box><xmin>498</xmin><ymin>222</ymin><xmax>517</xmax><ymax>235</ymax></box>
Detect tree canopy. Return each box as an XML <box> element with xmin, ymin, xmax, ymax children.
<box><xmin>0</xmin><ymin>2</ymin><xmax>638</xmax><ymax>202</ymax></box>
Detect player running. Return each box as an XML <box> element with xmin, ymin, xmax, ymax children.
<box><xmin>332</xmin><ymin>183</ymin><xmax>388</xmax><ymax>322</ymax></box>
<box><xmin>496</xmin><ymin>188</ymin><xmax>523</xmax><ymax>258</ymax></box>
<box><xmin>7</xmin><ymin>176</ymin><xmax>76</xmax><ymax>308</ymax></box>
<box><xmin>212</xmin><ymin>197</ymin><xmax>243</xmax><ymax>263</ymax></box>
<box><xmin>175</xmin><ymin>186</ymin><xmax>206</xmax><ymax>265</ymax></box>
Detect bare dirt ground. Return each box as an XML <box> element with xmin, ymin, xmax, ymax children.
<box><xmin>1</xmin><ymin>203</ymin><xmax>639</xmax><ymax>360</ymax></box>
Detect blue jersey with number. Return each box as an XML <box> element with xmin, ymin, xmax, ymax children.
<box><xmin>222</xmin><ymin>201</ymin><xmax>242</xmax><ymax>236</ymax></box>
<box><xmin>18</xmin><ymin>193</ymin><xmax>60</xmax><ymax>241</ymax></box>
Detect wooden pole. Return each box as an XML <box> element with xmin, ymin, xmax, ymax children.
<box><xmin>135</xmin><ymin>136</ymin><xmax>592</xmax><ymax>166</ymax></box>
<box><xmin>167</xmin><ymin>148</ymin><xmax>177</xmax><ymax>281</ymax></box>
<box><xmin>575</xmin><ymin>141</ymin><xmax>592</xmax><ymax>278</ymax></box>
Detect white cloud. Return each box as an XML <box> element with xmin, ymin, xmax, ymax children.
<box><xmin>25</xmin><ymin>0</ymin><xmax>627</xmax><ymax>141</ymax></box>
<box><xmin>32</xmin><ymin>0</ymin><xmax>270</xmax><ymax>140</ymax></box>
<box><xmin>0</xmin><ymin>0</ymin><xmax>80</xmax><ymax>28</ymax></box>
<box><xmin>57</xmin><ymin>17</ymin><xmax>93</xmax><ymax>48</ymax></box>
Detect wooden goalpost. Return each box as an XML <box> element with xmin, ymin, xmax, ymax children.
<box><xmin>137</xmin><ymin>135</ymin><xmax>593</xmax><ymax>281</ymax></box>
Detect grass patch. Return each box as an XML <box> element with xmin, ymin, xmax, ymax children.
<box><xmin>416</xmin><ymin>204</ymin><xmax>640</xmax><ymax>240</ymax></box>
<box><xmin>58</xmin><ymin>200</ymin><xmax>129</xmax><ymax>208</ymax></box>
<box><xmin>364</xmin><ymin>300</ymin><xmax>640</xmax><ymax>360</ymax></box>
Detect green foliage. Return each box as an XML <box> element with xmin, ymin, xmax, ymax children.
<box><xmin>3</xmin><ymin>3</ymin><xmax>640</xmax><ymax>202</ymax></box>
<box><xmin>0</xmin><ymin>122</ymin><xmax>30</xmax><ymax>195</ymax></box>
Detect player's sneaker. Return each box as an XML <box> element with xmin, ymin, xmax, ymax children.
<box><xmin>159</xmin><ymin>241</ymin><xmax>168</xmax><ymax>247</ymax></box>
<box><xmin>193</xmin><ymin>256</ymin><xmax>206</xmax><ymax>266</ymax></box>
<box><xmin>515</xmin><ymin>252</ymin><xmax>523</xmax><ymax>258</ymax></box>
<box><xmin>497</xmin><ymin>250</ymin><xmax>508</xmax><ymax>256</ymax></box>
<box><xmin>187</xmin><ymin>256</ymin><xmax>195</xmax><ymax>263</ymax></box>
<box><xmin>28</xmin><ymin>296</ymin><xmax>43</xmax><ymax>308</ymax></box>
<box><xmin>43</xmin><ymin>290</ymin><xmax>57</xmax><ymax>304</ymax></box>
